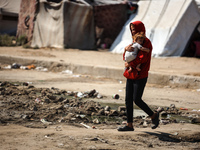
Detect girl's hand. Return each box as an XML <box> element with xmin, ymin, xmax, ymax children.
<box><xmin>125</xmin><ymin>44</ymin><xmax>133</xmax><ymax>52</ymax></box>
<box><xmin>125</xmin><ymin>62</ymin><xmax>130</xmax><ymax>68</ymax></box>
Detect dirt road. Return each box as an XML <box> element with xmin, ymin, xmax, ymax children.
<box><xmin>0</xmin><ymin>47</ymin><xmax>200</xmax><ymax>150</ymax></box>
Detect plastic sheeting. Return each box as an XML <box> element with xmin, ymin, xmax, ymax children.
<box><xmin>63</xmin><ymin>2</ymin><xmax>95</xmax><ymax>49</ymax></box>
<box><xmin>110</xmin><ymin>0</ymin><xmax>200</xmax><ymax>57</ymax></box>
<box><xmin>31</xmin><ymin>0</ymin><xmax>96</xmax><ymax>49</ymax></box>
<box><xmin>31</xmin><ymin>1</ymin><xmax>64</xmax><ymax>48</ymax></box>
<box><xmin>0</xmin><ymin>0</ymin><xmax>21</xmax><ymax>16</ymax></box>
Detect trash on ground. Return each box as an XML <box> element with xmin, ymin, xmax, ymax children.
<box><xmin>61</xmin><ymin>70</ymin><xmax>73</xmax><ymax>74</ymax></box>
<box><xmin>112</xmin><ymin>94</ymin><xmax>119</xmax><ymax>99</ymax></box>
<box><xmin>80</xmin><ymin>123</ymin><xmax>91</xmax><ymax>129</ymax></box>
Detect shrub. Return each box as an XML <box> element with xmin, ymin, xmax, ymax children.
<box><xmin>0</xmin><ymin>34</ymin><xmax>16</xmax><ymax>46</ymax></box>
<box><xmin>16</xmin><ymin>35</ymin><xmax>27</xmax><ymax>46</ymax></box>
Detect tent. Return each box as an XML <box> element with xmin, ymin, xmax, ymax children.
<box><xmin>17</xmin><ymin>0</ymin><xmax>127</xmax><ymax>49</ymax></box>
<box><xmin>0</xmin><ymin>0</ymin><xmax>21</xmax><ymax>35</ymax></box>
<box><xmin>110</xmin><ymin>0</ymin><xmax>200</xmax><ymax>57</ymax></box>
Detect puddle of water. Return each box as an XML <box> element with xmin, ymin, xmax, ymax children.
<box><xmin>165</xmin><ymin>114</ymin><xmax>192</xmax><ymax>123</ymax></box>
<box><xmin>99</xmin><ymin>102</ymin><xmax>147</xmax><ymax>117</ymax></box>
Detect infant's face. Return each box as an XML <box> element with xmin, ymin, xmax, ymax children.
<box><xmin>137</xmin><ymin>38</ymin><xmax>144</xmax><ymax>45</ymax></box>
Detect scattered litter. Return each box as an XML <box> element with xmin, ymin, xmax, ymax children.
<box><xmin>112</xmin><ymin>94</ymin><xmax>119</xmax><ymax>99</ymax></box>
<box><xmin>79</xmin><ymin>115</ymin><xmax>86</xmax><ymax>118</ymax></box>
<box><xmin>40</xmin><ymin>118</ymin><xmax>52</xmax><ymax>125</ymax></box>
<box><xmin>157</xmin><ymin>107</ymin><xmax>164</xmax><ymax>112</ymax></box>
<box><xmin>119</xmin><ymin>81</ymin><xmax>122</xmax><ymax>84</ymax></box>
<box><xmin>93</xmin><ymin>118</ymin><xmax>100</xmax><ymax>124</ymax></box>
<box><xmin>197</xmin><ymin>89</ymin><xmax>200</xmax><ymax>92</ymax></box>
<box><xmin>143</xmin><ymin>120</ymin><xmax>148</xmax><ymax>127</ymax></box>
<box><xmin>97</xmin><ymin>93</ymin><xmax>103</xmax><ymax>99</ymax></box>
<box><xmin>11</xmin><ymin>63</ymin><xmax>21</xmax><ymax>69</ymax></box>
<box><xmin>35</xmin><ymin>98</ymin><xmax>41</xmax><ymax>103</ymax></box>
<box><xmin>80</xmin><ymin>123</ymin><xmax>91</xmax><ymax>129</ymax></box>
<box><xmin>35</xmin><ymin>66</ymin><xmax>48</xmax><ymax>72</ymax></box>
<box><xmin>61</xmin><ymin>70</ymin><xmax>73</xmax><ymax>74</ymax></box>
<box><xmin>26</xmin><ymin>64</ymin><xmax>36</xmax><ymax>70</ymax></box>
<box><xmin>4</xmin><ymin>65</ymin><xmax>11</xmax><ymax>69</ymax></box>
<box><xmin>72</xmin><ymin>75</ymin><xmax>81</xmax><ymax>78</ymax></box>
<box><xmin>170</xmin><ymin>104</ymin><xmax>175</xmax><ymax>108</ymax></box>
<box><xmin>180</xmin><ymin>108</ymin><xmax>188</xmax><ymax>110</ymax></box>
<box><xmin>192</xmin><ymin>109</ymin><xmax>197</xmax><ymax>112</ymax></box>
<box><xmin>92</xmin><ymin>126</ymin><xmax>96</xmax><ymax>129</ymax></box>
<box><xmin>173</xmin><ymin>132</ymin><xmax>178</xmax><ymax>136</ymax></box>
<box><xmin>77</xmin><ymin>92</ymin><xmax>83</xmax><ymax>98</ymax></box>
<box><xmin>20</xmin><ymin>66</ymin><xmax>28</xmax><ymax>70</ymax></box>
<box><xmin>104</xmin><ymin>106</ymin><xmax>111</xmax><ymax>111</ymax></box>
<box><xmin>118</xmin><ymin>90</ymin><xmax>122</xmax><ymax>92</ymax></box>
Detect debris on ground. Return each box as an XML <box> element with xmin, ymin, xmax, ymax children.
<box><xmin>0</xmin><ymin>81</ymin><xmax>199</xmax><ymax>129</ymax></box>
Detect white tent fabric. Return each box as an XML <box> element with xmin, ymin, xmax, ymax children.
<box><xmin>31</xmin><ymin>1</ymin><xmax>64</xmax><ymax>48</ymax></box>
<box><xmin>110</xmin><ymin>0</ymin><xmax>200</xmax><ymax>57</ymax></box>
<box><xmin>31</xmin><ymin>0</ymin><xmax>96</xmax><ymax>49</ymax></box>
<box><xmin>0</xmin><ymin>0</ymin><xmax>21</xmax><ymax>16</ymax></box>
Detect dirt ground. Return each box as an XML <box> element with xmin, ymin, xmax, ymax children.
<box><xmin>0</xmin><ymin>47</ymin><xmax>200</xmax><ymax>150</ymax></box>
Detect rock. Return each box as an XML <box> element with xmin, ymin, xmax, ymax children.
<box><xmin>47</xmin><ymin>94</ymin><xmax>57</xmax><ymax>100</ymax></box>
<box><xmin>191</xmin><ymin>118</ymin><xmax>200</xmax><ymax>123</ymax></box>
<box><xmin>64</xmin><ymin>113</ymin><xmax>74</xmax><ymax>120</ymax></box>
<box><xmin>97</xmin><ymin>109</ymin><xmax>105</xmax><ymax>115</ymax></box>
<box><xmin>44</xmin><ymin>98</ymin><xmax>51</xmax><ymax>103</ymax></box>
<box><xmin>28</xmin><ymin>85</ymin><xmax>35</xmax><ymax>89</ymax></box>
<box><xmin>104</xmin><ymin>106</ymin><xmax>111</xmax><ymax>111</ymax></box>
<box><xmin>160</xmin><ymin>119</ymin><xmax>170</xmax><ymax>125</ymax></box>
<box><xmin>118</xmin><ymin>106</ymin><xmax>126</xmax><ymax>112</ymax></box>
<box><xmin>143</xmin><ymin>120</ymin><xmax>148</xmax><ymax>127</ymax></box>
<box><xmin>170</xmin><ymin>104</ymin><xmax>176</xmax><ymax>108</ymax></box>
<box><xmin>97</xmin><ymin>93</ymin><xmax>103</xmax><ymax>99</ymax></box>
<box><xmin>86</xmin><ymin>106</ymin><xmax>97</xmax><ymax>112</ymax></box>
<box><xmin>160</xmin><ymin>111</ymin><xmax>168</xmax><ymax>117</ymax></box>
<box><xmin>109</xmin><ymin>110</ymin><xmax>119</xmax><ymax>116</ymax></box>
<box><xmin>93</xmin><ymin>118</ymin><xmax>100</xmax><ymax>124</ymax></box>
<box><xmin>88</xmin><ymin>89</ymin><xmax>96</xmax><ymax>97</ymax></box>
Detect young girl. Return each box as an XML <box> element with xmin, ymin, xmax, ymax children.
<box><xmin>118</xmin><ymin>21</ymin><xmax>159</xmax><ymax>132</ymax></box>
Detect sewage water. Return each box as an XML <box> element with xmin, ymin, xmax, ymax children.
<box><xmin>100</xmin><ymin>102</ymin><xmax>148</xmax><ymax>117</ymax></box>
<box><xmin>100</xmin><ymin>102</ymin><xmax>196</xmax><ymax>124</ymax></box>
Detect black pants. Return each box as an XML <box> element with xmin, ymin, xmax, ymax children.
<box><xmin>125</xmin><ymin>77</ymin><xmax>154</xmax><ymax>123</ymax></box>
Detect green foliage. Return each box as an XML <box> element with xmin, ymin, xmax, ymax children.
<box><xmin>0</xmin><ymin>34</ymin><xmax>16</xmax><ymax>46</ymax></box>
<box><xmin>16</xmin><ymin>35</ymin><xmax>27</xmax><ymax>46</ymax></box>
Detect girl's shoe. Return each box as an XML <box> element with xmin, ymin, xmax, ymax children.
<box><xmin>117</xmin><ymin>126</ymin><xmax>134</xmax><ymax>131</ymax></box>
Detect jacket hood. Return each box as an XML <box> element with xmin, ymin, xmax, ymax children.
<box><xmin>130</xmin><ymin>21</ymin><xmax>146</xmax><ymax>35</ymax></box>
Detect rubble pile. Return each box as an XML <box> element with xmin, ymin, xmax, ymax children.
<box><xmin>0</xmin><ymin>81</ymin><xmax>124</xmax><ymax>127</ymax></box>
<box><xmin>0</xmin><ymin>81</ymin><xmax>199</xmax><ymax>129</ymax></box>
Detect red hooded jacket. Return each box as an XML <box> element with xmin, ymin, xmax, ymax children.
<box><xmin>123</xmin><ymin>21</ymin><xmax>152</xmax><ymax>80</ymax></box>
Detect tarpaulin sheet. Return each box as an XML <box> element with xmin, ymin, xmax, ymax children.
<box><xmin>31</xmin><ymin>1</ymin><xmax>64</xmax><ymax>48</ymax></box>
<box><xmin>63</xmin><ymin>1</ymin><xmax>95</xmax><ymax>49</ymax></box>
<box><xmin>31</xmin><ymin>0</ymin><xmax>96</xmax><ymax>49</ymax></box>
<box><xmin>110</xmin><ymin>0</ymin><xmax>200</xmax><ymax>57</ymax></box>
<box><xmin>0</xmin><ymin>0</ymin><xmax>21</xmax><ymax>16</ymax></box>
